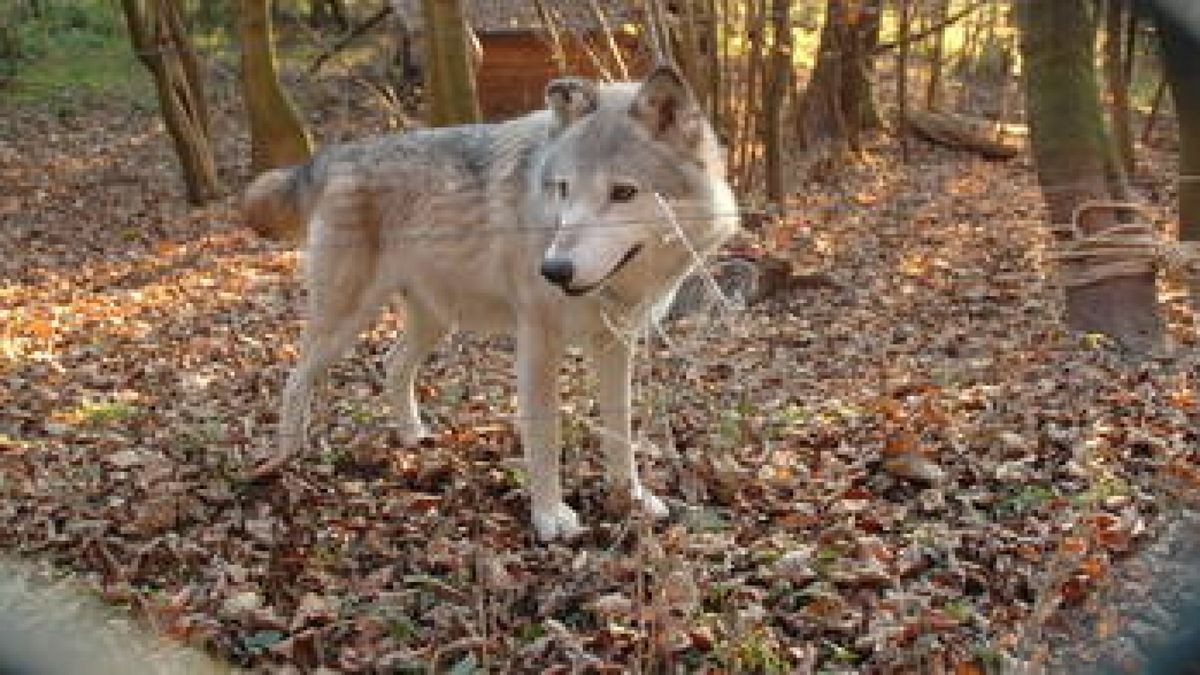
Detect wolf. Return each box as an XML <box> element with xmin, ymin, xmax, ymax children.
<box><xmin>244</xmin><ymin>66</ymin><xmax>739</xmax><ymax>541</ymax></box>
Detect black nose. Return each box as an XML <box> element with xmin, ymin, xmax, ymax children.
<box><xmin>540</xmin><ymin>258</ymin><xmax>574</xmax><ymax>287</ymax></box>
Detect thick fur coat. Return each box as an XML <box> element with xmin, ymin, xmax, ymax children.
<box><xmin>245</xmin><ymin>67</ymin><xmax>738</xmax><ymax>540</ymax></box>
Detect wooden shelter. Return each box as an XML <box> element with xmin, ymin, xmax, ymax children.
<box><xmin>394</xmin><ymin>0</ymin><xmax>648</xmax><ymax>119</ymax></box>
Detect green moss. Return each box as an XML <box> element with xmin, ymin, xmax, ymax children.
<box><xmin>3</xmin><ymin>1</ymin><xmax>150</xmax><ymax>108</ymax></box>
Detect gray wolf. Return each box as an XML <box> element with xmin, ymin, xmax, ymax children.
<box><xmin>244</xmin><ymin>66</ymin><xmax>738</xmax><ymax>541</ymax></box>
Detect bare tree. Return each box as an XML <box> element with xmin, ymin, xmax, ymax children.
<box><xmin>1017</xmin><ymin>0</ymin><xmax>1162</xmax><ymax>352</ymax></box>
<box><xmin>120</xmin><ymin>0</ymin><xmax>220</xmax><ymax>204</ymax></box>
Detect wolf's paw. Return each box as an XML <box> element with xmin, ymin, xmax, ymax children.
<box><xmin>396</xmin><ymin>421</ymin><xmax>431</xmax><ymax>446</ymax></box>
<box><xmin>633</xmin><ymin>485</ymin><xmax>670</xmax><ymax>520</ymax></box>
<box><xmin>532</xmin><ymin>502</ymin><xmax>584</xmax><ymax>542</ymax></box>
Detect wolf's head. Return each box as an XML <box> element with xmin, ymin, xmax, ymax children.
<box><xmin>535</xmin><ymin>67</ymin><xmax>738</xmax><ymax>299</ymax></box>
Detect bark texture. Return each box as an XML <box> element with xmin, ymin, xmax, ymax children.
<box><xmin>1103</xmin><ymin>0</ymin><xmax>1135</xmax><ymax>176</ymax></box>
<box><xmin>1149</xmin><ymin>0</ymin><xmax>1200</xmax><ymax>242</ymax></box>
<box><xmin>794</xmin><ymin>0</ymin><xmax>882</xmax><ymax>152</ymax></box>
<box><xmin>120</xmin><ymin>0</ymin><xmax>220</xmax><ymax>204</ymax></box>
<box><xmin>1017</xmin><ymin>0</ymin><xmax>1162</xmax><ymax>353</ymax></box>
<box><xmin>237</xmin><ymin>0</ymin><xmax>314</xmax><ymax>174</ymax></box>
<box><xmin>422</xmin><ymin>0</ymin><xmax>481</xmax><ymax>126</ymax></box>
<box><xmin>763</xmin><ymin>0</ymin><xmax>792</xmax><ymax>202</ymax></box>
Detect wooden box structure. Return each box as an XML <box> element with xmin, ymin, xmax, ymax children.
<box><xmin>393</xmin><ymin>0</ymin><xmax>648</xmax><ymax>120</ymax></box>
<box><xmin>476</xmin><ymin>26</ymin><xmax>647</xmax><ymax>119</ymax></box>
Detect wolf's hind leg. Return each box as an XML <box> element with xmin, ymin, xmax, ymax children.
<box><xmin>264</xmin><ymin>230</ymin><xmax>389</xmax><ymax>475</ymax></box>
<box><xmin>384</xmin><ymin>301</ymin><xmax>448</xmax><ymax>444</ymax></box>
<box><xmin>589</xmin><ymin>338</ymin><xmax>668</xmax><ymax>520</ymax></box>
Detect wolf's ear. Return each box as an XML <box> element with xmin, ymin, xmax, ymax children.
<box><xmin>629</xmin><ymin>65</ymin><xmax>703</xmax><ymax>147</ymax></box>
<box><xmin>546</xmin><ymin>77</ymin><xmax>598</xmax><ymax>135</ymax></box>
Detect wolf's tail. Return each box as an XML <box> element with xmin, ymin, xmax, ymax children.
<box><xmin>243</xmin><ymin>164</ymin><xmax>313</xmax><ymax>243</ymax></box>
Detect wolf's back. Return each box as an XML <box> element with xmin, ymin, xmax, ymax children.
<box><xmin>243</xmin><ymin>163</ymin><xmax>314</xmax><ymax>243</ymax></box>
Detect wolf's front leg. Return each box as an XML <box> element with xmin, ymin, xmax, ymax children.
<box><xmin>591</xmin><ymin>339</ymin><xmax>668</xmax><ymax>519</ymax></box>
<box><xmin>517</xmin><ymin>321</ymin><xmax>582</xmax><ymax>541</ymax></box>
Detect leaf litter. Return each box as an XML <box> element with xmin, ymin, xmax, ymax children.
<box><xmin>1</xmin><ymin>91</ymin><xmax>1198</xmax><ymax>673</ymax></box>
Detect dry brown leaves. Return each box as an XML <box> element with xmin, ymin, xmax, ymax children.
<box><xmin>1</xmin><ymin>89</ymin><xmax>1197</xmax><ymax>673</ymax></box>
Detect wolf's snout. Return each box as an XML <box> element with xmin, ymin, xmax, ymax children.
<box><xmin>540</xmin><ymin>259</ymin><xmax>575</xmax><ymax>288</ymax></box>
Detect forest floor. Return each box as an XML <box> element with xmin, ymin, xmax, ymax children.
<box><xmin>2</xmin><ymin>78</ymin><xmax>1199</xmax><ymax>673</ymax></box>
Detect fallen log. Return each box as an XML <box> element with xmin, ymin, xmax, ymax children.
<box><xmin>905</xmin><ymin>109</ymin><xmax>1024</xmax><ymax>159</ymax></box>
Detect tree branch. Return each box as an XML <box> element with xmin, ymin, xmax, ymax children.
<box><xmin>309</xmin><ymin>4</ymin><xmax>394</xmax><ymax>74</ymax></box>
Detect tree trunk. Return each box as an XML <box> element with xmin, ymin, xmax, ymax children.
<box><xmin>1103</xmin><ymin>0</ymin><xmax>1135</xmax><ymax>177</ymax></box>
<box><xmin>895</xmin><ymin>0</ymin><xmax>911</xmax><ymax>162</ymax></box>
<box><xmin>763</xmin><ymin>0</ymin><xmax>792</xmax><ymax>203</ymax></box>
<box><xmin>120</xmin><ymin>0</ymin><xmax>220</xmax><ymax>205</ymax></box>
<box><xmin>1017</xmin><ymin>0</ymin><xmax>1162</xmax><ymax>353</ymax></box>
<box><xmin>731</xmin><ymin>0</ymin><xmax>766</xmax><ymax>189</ymax></box>
<box><xmin>422</xmin><ymin>0</ymin><xmax>480</xmax><ymax>126</ymax></box>
<box><xmin>795</xmin><ymin>0</ymin><xmax>882</xmax><ymax>152</ymax></box>
<box><xmin>1148</xmin><ymin>0</ymin><xmax>1200</xmax><ymax>244</ymax></box>
<box><xmin>237</xmin><ymin>0</ymin><xmax>314</xmax><ymax>174</ymax></box>
<box><xmin>704</xmin><ymin>0</ymin><xmax>720</xmax><ymax>124</ymax></box>
<box><xmin>671</xmin><ymin>0</ymin><xmax>710</xmax><ymax>113</ymax></box>
<box><xmin>162</xmin><ymin>0</ymin><xmax>211</xmax><ymax>141</ymax></box>
<box><xmin>925</xmin><ymin>0</ymin><xmax>949</xmax><ymax>109</ymax></box>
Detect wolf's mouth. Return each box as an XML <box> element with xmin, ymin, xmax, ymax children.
<box><xmin>565</xmin><ymin>244</ymin><xmax>644</xmax><ymax>296</ymax></box>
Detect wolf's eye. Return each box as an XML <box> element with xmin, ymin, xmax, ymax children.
<box><xmin>610</xmin><ymin>184</ymin><xmax>638</xmax><ymax>203</ymax></box>
<box><xmin>546</xmin><ymin>179</ymin><xmax>569</xmax><ymax>199</ymax></box>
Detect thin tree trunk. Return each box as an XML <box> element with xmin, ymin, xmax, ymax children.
<box><xmin>1017</xmin><ymin>0</ymin><xmax>1162</xmax><ymax>353</ymax></box>
<box><xmin>554</xmin><ymin>7</ymin><xmax>613</xmax><ymax>81</ymax></box>
<box><xmin>584</xmin><ymin>0</ymin><xmax>629</xmax><ymax>79</ymax></box>
<box><xmin>162</xmin><ymin>0</ymin><xmax>210</xmax><ymax>140</ymax></box>
<box><xmin>1103</xmin><ymin>0</ymin><xmax>1135</xmax><ymax>177</ymax></box>
<box><xmin>925</xmin><ymin>0</ymin><xmax>949</xmax><ymax>109</ymax></box>
<box><xmin>237</xmin><ymin>0</ymin><xmax>314</xmax><ymax>173</ymax></box>
<box><xmin>120</xmin><ymin>0</ymin><xmax>220</xmax><ymax>205</ymax></box>
<box><xmin>735</xmin><ymin>0</ymin><xmax>766</xmax><ymax>189</ymax></box>
<box><xmin>1140</xmin><ymin>76</ymin><xmax>1168</xmax><ymax>145</ymax></box>
<box><xmin>896</xmin><ymin>0</ymin><xmax>911</xmax><ymax>162</ymax></box>
<box><xmin>530</xmin><ymin>0</ymin><xmax>568</xmax><ymax>75</ymax></box>
<box><xmin>422</xmin><ymin>0</ymin><xmax>480</xmax><ymax>125</ymax></box>
<box><xmin>1149</xmin><ymin>0</ymin><xmax>1200</xmax><ymax>244</ymax></box>
<box><xmin>719</xmin><ymin>0</ymin><xmax>734</xmax><ymax>145</ymax></box>
<box><xmin>763</xmin><ymin>0</ymin><xmax>791</xmax><ymax>203</ymax></box>
<box><xmin>705</xmin><ymin>0</ymin><xmax>720</xmax><ymax>124</ymax></box>
<box><xmin>674</xmin><ymin>0</ymin><xmax>706</xmax><ymax>107</ymax></box>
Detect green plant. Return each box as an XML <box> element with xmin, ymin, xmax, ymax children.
<box><xmin>71</xmin><ymin>400</ymin><xmax>139</xmax><ymax>425</ymax></box>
